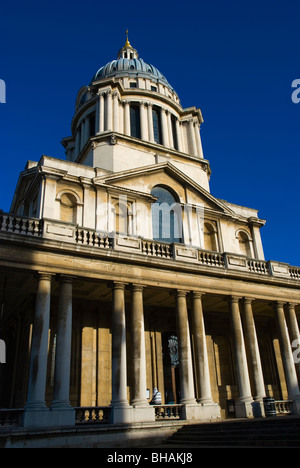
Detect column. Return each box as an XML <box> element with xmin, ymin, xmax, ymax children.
<box><xmin>124</xmin><ymin>101</ymin><xmax>130</xmax><ymax>136</ymax></box>
<box><xmin>131</xmin><ymin>285</ymin><xmax>147</xmax><ymax>406</ymax></box>
<box><xmin>175</xmin><ymin>119</ymin><xmax>183</xmax><ymax>152</ymax></box>
<box><xmin>242</xmin><ymin>298</ymin><xmax>266</xmax><ymax>402</ymax></box>
<box><xmin>111</xmin><ymin>282</ymin><xmax>130</xmax><ymax>405</ymax></box>
<box><xmin>147</xmin><ymin>103</ymin><xmax>154</xmax><ymax>142</ymax></box>
<box><xmin>113</xmin><ymin>91</ymin><xmax>119</xmax><ymax>132</ymax></box>
<box><xmin>98</xmin><ymin>92</ymin><xmax>105</xmax><ymax>133</ymax></box>
<box><xmin>190</xmin><ymin>292</ymin><xmax>214</xmax><ymax>404</ymax></box>
<box><xmin>51</xmin><ymin>276</ymin><xmax>73</xmax><ymax>411</ymax></box>
<box><xmin>286</xmin><ymin>303</ymin><xmax>300</xmax><ymax>384</ymax></box>
<box><xmin>161</xmin><ymin>108</ymin><xmax>169</xmax><ymax>147</ymax></box>
<box><xmin>140</xmin><ymin>101</ymin><xmax>148</xmax><ymax>141</ymax></box>
<box><xmin>167</xmin><ymin>111</ymin><xmax>174</xmax><ymax>148</ymax></box>
<box><xmin>106</xmin><ymin>90</ymin><xmax>113</xmax><ymax>131</ymax></box>
<box><xmin>194</xmin><ymin>123</ymin><xmax>204</xmax><ymax>158</ymax></box>
<box><xmin>274</xmin><ymin>302</ymin><xmax>300</xmax><ymax>402</ymax></box>
<box><xmin>23</xmin><ymin>273</ymin><xmax>52</xmax><ymax>426</ymax></box>
<box><xmin>229</xmin><ymin>296</ymin><xmax>254</xmax><ymax>418</ymax></box>
<box><xmin>189</xmin><ymin>119</ymin><xmax>197</xmax><ymax>156</ymax></box>
<box><xmin>80</xmin><ymin>120</ymin><xmax>85</xmax><ymax>151</ymax></box>
<box><xmin>175</xmin><ymin>290</ymin><xmax>196</xmax><ymax>405</ymax></box>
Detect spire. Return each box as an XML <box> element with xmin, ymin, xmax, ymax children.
<box><xmin>124</xmin><ymin>29</ymin><xmax>131</xmax><ymax>48</ymax></box>
<box><xmin>117</xmin><ymin>30</ymin><xmax>139</xmax><ymax>59</ymax></box>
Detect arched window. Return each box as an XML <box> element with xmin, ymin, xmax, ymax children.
<box><xmin>59</xmin><ymin>193</ymin><xmax>77</xmax><ymax>223</ymax></box>
<box><xmin>203</xmin><ymin>221</ymin><xmax>218</xmax><ymax>251</ymax></box>
<box><xmin>237</xmin><ymin>230</ymin><xmax>252</xmax><ymax>257</ymax></box>
<box><xmin>151</xmin><ymin>186</ymin><xmax>183</xmax><ymax>243</ymax></box>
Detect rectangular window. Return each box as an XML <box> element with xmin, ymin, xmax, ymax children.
<box><xmin>171</xmin><ymin>115</ymin><xmax>178</xmax><ymax>150</ymax></box>
<box><xmin>152</xmin><ymin>107</ymin><xmax>162</xmax><ymax>144</ymax></box>
<box><xmin>130</xmin><ymin>82</ymin><xmax>137</xmax><ymax>88</ymax></box>
<box><xmin>130</xmin><ymin>105</ymin><xmax>141</xmax><ymax>139</ymax></box>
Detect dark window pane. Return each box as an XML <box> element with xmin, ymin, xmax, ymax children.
<box><xmin>130</xmin><ymin>105</ymin><xmax>141</xmax><ymax>139</ymax></box>
<box><xmin>152</xmin><ymin>108</ymin><xmax>162</xmax><ymax>144</ymax></box>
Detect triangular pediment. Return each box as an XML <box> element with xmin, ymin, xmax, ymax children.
<box><xmin>97</xmin><ymin>162</ymin><xmax>234</xmax><ymax>215</ymax></box>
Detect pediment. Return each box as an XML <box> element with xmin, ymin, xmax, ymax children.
<box><xmin>98</xmin><ymin>162</ymin><xmax>234</xmax><ymax>215</ymax></box>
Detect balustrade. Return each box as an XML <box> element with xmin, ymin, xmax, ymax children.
<box><xmin>75</xmin><ymin>406</ymin><xmax>111</xmax><ymax>424</ymax></box>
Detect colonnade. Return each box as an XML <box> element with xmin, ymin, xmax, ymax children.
<box><xmin>23</xmin><ymin>272</ymin><xmax>300</xmax><ymax>428</ymax></box>
<box><xmin>89</xmin><ymin>89</ymin><xmax>204</xmax><ymax>157</ymax></box>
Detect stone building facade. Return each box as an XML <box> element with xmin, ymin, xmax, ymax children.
<box><xmin>0</xmin><ymin>35</ymin><xmax>300</xmax><ymax>432</ymax></box>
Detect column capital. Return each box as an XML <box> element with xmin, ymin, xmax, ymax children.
<box><xmin>243</xmin><ymin>297</ymin><xmax>256</xmax><ymax>304</ymax></box>
<box><xmin>191</xmin><ymin>291</ymin><xmax>206</xmax><ymax>299</ymax></box>
<box><xmin>56</xmin><ymin>274</ymin><xmax>75</xmax><ymax>283</ymax></box>
<box><xmin>225</xmin><ymin>295</ymin><xmax>242</xmax><ymax>304</ymax></box>
<box><xmin>108</xmin><ymin>281</ymin><xmax>127</xmax><ymax>291</ymax></box>
<box><xmin>36</xmin><ymin>271</ymin><xmax>53</xmax><ymax>281</ymax></box>
<box><xmin>130</xmin><ymin>284</ymin><xmax>145</xmax><ymax>292</ymax></box>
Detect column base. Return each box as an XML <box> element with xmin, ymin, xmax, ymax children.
<box><xmin>23</xmin><ymin>406</ymin><xmax>75</xmax><ymax>429</ymax></box>
<box><xmin>110</xmin><ymin>405</ymin><xmax>133</xmax><ymax>424</ymax></box>
<box><xmin>292</xmin><ymin>397</ymin><xmax>300</xmax><ymax>415</ymax></box>
<box><xmin>235</xmin><ymin>399</ymin><xmax>255</xmax><ymax>418</ymax></box>
<box><xmin>182</xmin><ymin>402</ymin><xmax>221</xmax><ymax>421</ymax></box>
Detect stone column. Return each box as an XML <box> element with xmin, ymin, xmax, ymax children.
<box><xmin>106</xmin><ymin>90</ymin><xmax>113</xmax><ymax>131</ymax></box>
<box><xmin>175</xmin><ymin>290</ymin><xmax>196</xmax><ymax>405</ymax></box>
<box><xmin>124</xmin><ymin>101</ymin><xmax>131</xmax><ymax>136</ymax></box>
<box><xmin>286</xmin><ymin>303</ymin><xmax>300</xmax><ymax>384</ymax></box>
<box><xmin>111</xmin><ymin>282</ymin><xmax>131</xmax><ymax>423</ymax></box>
<box><xmin>140</xmin><ymin>101</ymin><xmax>148</xmax><ymax>141</ymax></box>
<box><xmin>274</xmin><ymin>302</ymin><xmax>300</xmax><ymax>413</ymax></box>
<box><xmin>189</xmin><ymin>119</ymin><xmax>197</xmax><ymax>156</ymax></box>
<box><xmin>147</xmin><ymin>103</ymin><xmax>154</xmax><ymax>142</ymax></box>
<box><xmin>194</xmin><ymin>123</ymin><xmax>204</xmax><ymax>158</ymax></box>
<box><xmin>167</xmin><ymin>111</ymin><xmax>174</xmax><ymax>148</ymax></box>
<box><xmin>98</xmin><ymin>92</ymin><xmax>105</xmax><ymax>133</ymax></box>
<box><xmin>229</xmin><ymin>296</ymin><xmax>254</xmax><ymax>418</ymax></box>
<box><xmin>190</xmin><ymin>292</ymin><xmax>214</xmax><ymax>404</ymax></box>
<box><xmin>113</xmin><ymin>91</ymin><xmax>119</xmax><ymax>133</ymax></box>
<box><xmin>161</xmin><ymin>108</ymin><xmax>169</xmax><ymax>147</ymax></box>
<box><xmin>50</xmin><ymin>276</ymin><xmax>74</xmax><ymax>421</ymax></box>
<box><xmin>242</xmin><ymin>298</ymin><xmax>266</xmax><ymax>413</ymax></box>
<box><xmin>23</xmin><ymin>273</ymin><xmax>52</xmax><ymax>427</ymax></box>
<box><xmin>131</xmin><ymin>285</ymin><xmax>155</xmax><ymax>422</ymax></box>
<box><xmin>176</xmin><ymin>119</ymin><xmax>183</xmax><ymax>152</ymax></box>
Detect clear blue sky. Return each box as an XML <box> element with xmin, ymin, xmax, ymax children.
<box><xmin>1</xmin><ymin>0</ymin><xmax>300</xmax><ymax>265</ymax></box>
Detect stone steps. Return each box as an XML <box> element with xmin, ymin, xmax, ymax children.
<box><xmin>161</xmin><ymin>416</ymin><xmax>300</xmax><ymax>448</ymax></box>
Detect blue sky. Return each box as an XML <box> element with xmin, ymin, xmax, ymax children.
<box><xmin>0</xmin><ymin>0</ymin><xmax>300</xmax><ymax>265</ymax></box>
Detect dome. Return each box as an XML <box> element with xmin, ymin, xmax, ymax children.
<box><xmin>91</xmin><ymin>32</ymin><xmax>177</xmax><ymax>95</ymax></box>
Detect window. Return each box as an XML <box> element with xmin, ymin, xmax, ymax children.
<box><xmin>151</xmin><ymin>85</ymin><xmax>157</xmax><ymax>92</ymax></box>
<box><xmin>171</xmin><ymin>115</ymin><xmax>178</xmax><ymax>150</ymax></box>
<box><xmin>151</xmin><ymin>186</ymin><xmax>183</xmax><ymax>243</ymax></box>
<box><xmin>89</xmin><ymin>113</ymin><xmax>96</xmax><ymax>138</ymax></box>
<box><xmin>130</xmin><ymin>104</ymin><xmax>141</xmax><ymax>139</ymax></box>
<box><xmin>152</xmin><ymin>107</ymin><xmax>162</xmax><ymax>144</ymax></box>
<box><xmin>130</xmin><ymin>82</ymin><xmax>137</xmax><ymax>88</ymax></box>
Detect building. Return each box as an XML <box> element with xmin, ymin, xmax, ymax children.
<box><xmin>0</xmin><ymin>34</ymin><xmax>300</xmax><ymax>444</ymax></box>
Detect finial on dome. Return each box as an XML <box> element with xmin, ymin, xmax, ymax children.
<box><xmin>125</xmin><ymin>29</ymin><xmax>131</xmax><ymax>47</ymax></box>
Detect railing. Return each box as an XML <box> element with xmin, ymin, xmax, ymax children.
<box><xmin>142</xmin><ymin>240</ymin><xmax>173</xmax><ymax>258</ymax></box>
<box><xmin>1</xmin><ymin>213</ymin><xmax>300</xmax><ymax>282</ymax></box>
<box><xmin>75</xmin><ymin>406</ymin><xmax>111</xmax><ymax>424</ymax></box>
<box><xmin>153</xmin><ymin>404</ymin><xmax>183</xmax><ymax>420</ymax></box>
<box><xmin>0</xmin><ymin>409</ymin><xmax>24</xmax><ymax>427</ymax></box>
<box><xmin>275</xmin><ymin>400</ymin><xmax>293</xmax><ymax>415</ymax></box>
<box><xmin>0</xmin><ymin>214</ymin><xmax>43</xmax><ymax>237</ymax></box>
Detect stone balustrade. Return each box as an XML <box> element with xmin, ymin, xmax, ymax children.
<box><xmin>1</xmin><ymin>213</ymin><xmax>300</xmax><ymax>281</ymax></box>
